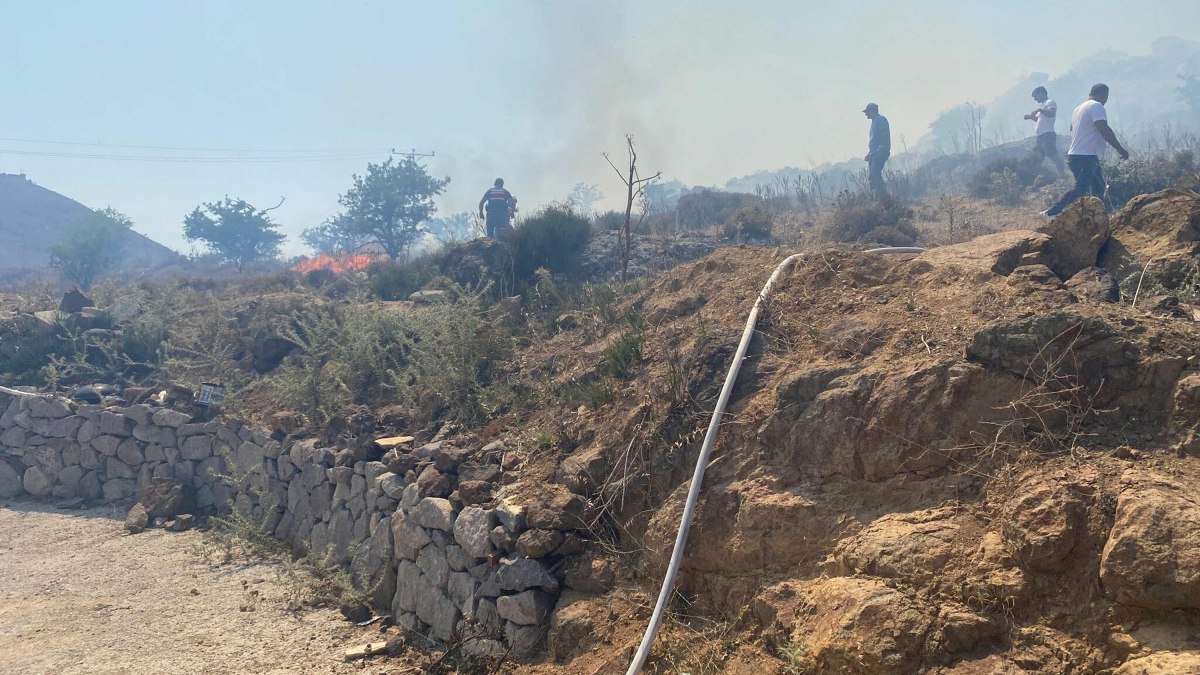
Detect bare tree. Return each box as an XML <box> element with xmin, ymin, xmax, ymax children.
<box><xmin>604</xmin><ymin>135</ymin><xmax>661</xmax><ymax>281</ymax></box>
<box><xmin>964</xmin><ymin>103</ymin><xmax>986</xmax><ymax>155</ymax></box>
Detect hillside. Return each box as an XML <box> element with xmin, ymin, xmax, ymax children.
<box><xmin>3</xmin><ymin>187</ymin><xmax>1200</xmax><ymax>673</ymax></box>
<box><xmin>0</xmin><ymin>173</ymin><xmax>178</xmax><ymax>284</ymax></box>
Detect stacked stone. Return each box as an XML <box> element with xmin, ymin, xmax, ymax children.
<box><xmin>270</xmin><ymin>436</ymin><xmax>399</xmax><ymax>598</ymax></box>
<box><xmin>1</xmin><ymin>393</ymin><xmax>591</xmax><ymax>660</ymax></box>
<box><xmin>0</xmin><ymin>397</ymin><xmax>253</xmax><ymax>508</ymax></box>
<box><xmin>384</xmin><ymin>440</ymin><xmax>588</xmax><ymax>659</ymax></box>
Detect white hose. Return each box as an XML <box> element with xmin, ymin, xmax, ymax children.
<box><xmin>0</xmin><ymin>385</ymin><xmax>44</xmax><ymax>398</ymax></box>
<box><xmin>624</xmin><ymin>245</ymin><xmax>924</xmax><ymax>674</ymax></box>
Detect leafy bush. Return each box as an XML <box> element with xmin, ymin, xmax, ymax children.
<box><xmin>507</xmin><ymin>204</ymin><xmax>592</xmax><ymax>284</ymax></box>
<box><xmin>826</xmin><ymin>190</ymin><xmax>919</xmax><ymax>246</ymax></box>
<box><xmin>968</xmin><ymin>157</ymin><xmax>1046</xmax><ymax>201</ymax></box>
<box><xmin>722</xmin><ymin>205</ymin><xmax>775</xmax><ymax>243</ymax></box>
<box><xmin>1105</xmin><ymin>150</ymin><xmax>1197</xmax><ymax>207</ymax></box>
<box><xmin>592</xmin><ymin>210</ymin><xmax>625</xmax><ymax>232</ymax></box>
<box><xmin>675</xmin><ymin>190</ymin><xmax>763</xmax><ymax>231</ymax></box>
<box><xmin>271</xmin><ymin>284</ymin><xmax>514</xmax><ymax>426</ymax></box>
<box><xmin>270</xmin><ymin>307</ymin><xmax>352</xmax><ymax>425</ymax></box>
<box><xmin>366</xmin><ymin>258</ymin><xmax>438</xmax><ymax>300</ymax></box>
<box><xmin>990</xmin><ymin>168</ymin><xmax>1022</xmax><ymax>206</ymax></box>
<box><xmin>402</xmin><ymin>286</ymin><xmax>514</xmax><ymax>424</ymax></box>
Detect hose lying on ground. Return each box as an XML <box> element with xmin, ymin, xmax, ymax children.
<box><xmin>625</xmin><ymin>246</ymin><xmax>925</xmax><ymax>674</ymax></box>
<box><xmin>0</xmin><ymin>385</ymin><xmax>44</xmax><ymax>398</ymax></box>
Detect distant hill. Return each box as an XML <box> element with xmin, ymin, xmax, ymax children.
<box><xmin>0</xmin><ymin>173</ymin><xmax>178</xmax><ymax>285</ymax></box>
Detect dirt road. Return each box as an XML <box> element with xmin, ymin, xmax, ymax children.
<box><xmin>0</xmin><ymin>500</ymin><xmax>394</xmax><ymax>675</ymax></box>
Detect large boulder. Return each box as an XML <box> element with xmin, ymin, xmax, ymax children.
<box><xmin>833</xmin><ymin>505</ymin><xmax>963</xmax><ymax>584</ymax></box>
<box><xmin>967</xmin><ymin>310</ymin><xmax>1185</xmax><ymax>423</ymax></box>
<box><xmin>1101</xmin><ymin>189</ymin><xmax>1200</xmax><ymax>290</ymax></box>
<box><xmin>1037</xmin><ymin>196</ymin><xmax>1109</xmax><ymax>278</ymax></box>
<box><xmin>1114</xmin><ymin>651</ymin><xmax>1200</xmax><ymax>674</ymax></box>
<box><xmin>1101</xmin><ymin>470</ymin><xmax>1200</xmax><ymax>609</ymax></box>
<box><xmin>1001</xmin><ymin>475</ymin><xmax>1087</xmax><ymax>572</ymax></box>
<box><xmin>753</xmin><ymin>577</ymin><xmax>933</xmax><ymax>674</ymax></box>
<box><xmin>22</xmin><ymin>466</ymin><xmax>52</xmax><ymax>496</ymax></box>
<box><xmin>913</xmin><ymin>230</ymin><xmax>1053</xmax><ymax>280</ymax></box>
<box><xmin>1066</xmin><ymin>267</ymin><xmax>1120</xmax><ymax>303</ymax></box>
<box><xmin>137</xmin><ymin>478</ymin><xmax>192</xmax><ymax>518</ymax></box>
<box><xmin>0</xmin><ymin>460</ymin><xmax>23</xmax><ymax>498</ymax></box>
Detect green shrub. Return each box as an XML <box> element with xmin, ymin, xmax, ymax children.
<box><xmin>270</xmin><ymin>307</ymin><xmax>352</xmax><ymax>424</ymax></box>
<box><xmin>506</xmin><ymin>204</ymin><xmax>592</xmax><ymax>285</ymax></box>
<box><xmin>990</xmin><ymin>167</ymin><xmax>1022</xmax><ymax>206</ymax></box>
<box><xmin>968</xmin><ymin>157</ymin><xmax>1046</xmax><ymax>201</ymax></box>
<box><xmin>1105</xmin><ymin>150</ymin><xmax>1197</xmax><ymax>207</ymax></box>
<box><xmin>559</xmin><ymin>376</ymin><xmax>615</xmax><ymax>407</ymax></box>
<box><xmin>603</xmin><ymin>330</ymin><xmax>643</xmax><ymax>380</ymax></box>
<box><xmin>592</xmin><ymin>210</ymin><xmax>625</xmax><ymax>232</ymax></box>
<box><xmin>402</xmin><ymin>286</ymin><xmax>514</xmax><ymax>424</ymax></box>
<box><xmin>826</xmin><ymin>191</ymin><xmax>919</xmax><ymax>246</ymax></box>
<box><xmin>366</xmin><ymin>258</ymin><xmax>438</xmax><ymax>300</ymax></box>
<box><xmin>675</xmin><ymin>190</ymin><xmax>763</xmax><ymax>231</ymax></box>
<box><xmin>722</xmin><ymin>205</ymin><xmax>775</xmax><ymax>243</ymax></box>
<box><xmin>302</xmin><ymin>268</ymin><xmax>337</xmax><ymax>288</ymax></box>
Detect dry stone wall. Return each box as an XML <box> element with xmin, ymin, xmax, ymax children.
<box><xmin>0</xmin><ymin>392</ymin><xmax>581</xmax><ymax>659</ymax></box>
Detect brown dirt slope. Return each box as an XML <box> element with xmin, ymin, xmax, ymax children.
<box><xmin>498</xmin><ymin>191</ymin><xmax>1200</xmax><ymax>673</ymax></box>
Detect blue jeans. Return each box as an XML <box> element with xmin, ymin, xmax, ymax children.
<box><xmin>1047</xmin><ymin>155</ymin><xmax>1104</xmax><ymax>216</ymax></box>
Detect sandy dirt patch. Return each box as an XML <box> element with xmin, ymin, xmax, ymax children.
<box><xmin>0</xmin><ymin>500</ymin><xmax>394</xmax><ymax>675</ymax></box>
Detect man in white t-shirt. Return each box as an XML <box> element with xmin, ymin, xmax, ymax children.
<box><xmin>1024</xmin><ymin>86</ymin><xmax>1064</xmax><ymax>175</ymax></box>
<box><xmin>1044</xmin><ymin>83</ymin><xmax>1130</xmax><ymax>217</ymax></box>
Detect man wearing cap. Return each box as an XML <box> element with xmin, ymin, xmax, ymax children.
<box><xmin>478</xmin><ymin>178</ymin><xmax>518</xmax><ymax>238</ymax></box>
<box><xmin>863</xmin><ymin>103</ymin><xmax>890</xmax><ymax>198</ymax></box>
<box><xmin>1043</xmin><ymin>83</ymin><xmax>1129</xmax><ymax>217</ymax></box>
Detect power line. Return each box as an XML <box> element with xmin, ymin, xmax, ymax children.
<box><xmin>0</xmin><ymin>136</ymin><xmax>393</xmax><ymax>155</ymax></box>
<box><xmin>0</xmin><ymin>147</ymin><xmax>390</xmax><ymax>163</ymax></box>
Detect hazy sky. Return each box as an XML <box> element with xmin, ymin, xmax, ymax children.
<box><xmin>2</xmin><ymin>1</ymin><xmax>1199</xmax><ymax>256</ymax></box>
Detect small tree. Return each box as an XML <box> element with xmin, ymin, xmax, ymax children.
<box><xmin>49</xmin><ymin>207</ymin><xmax>132</xmax><ymax>289</ymax></box>
<box><xmin>566</xmin><ymin>182</ymin><xmax>604</xmax><ymax>216</ymax></box>
<box><xmin>301</xmin><ymin>214</ymin><xmax>370</xmax><ymax>255</ymax></box>
<box><xmin>183</xmin><ymin>197</ymin><xmax>286</xmax><ymax>270</ymax></box>
<box><xmin>604</xmin><ymin>136</ymin><xmax>660</xmax><ymax>281</ymax></box>
<box><xmin>426</xmin><ymin>212</ymin><xmax>476</xmax><ymax>243</ymax></box>
<box><xmin>337</xmin><ymin>157</ymin><xmax>450</xmax><ymax>260</ymax></box>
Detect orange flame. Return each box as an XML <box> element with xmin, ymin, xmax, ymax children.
<box><xmin>292</xmin><ymin>253</ymin><xmax>377</xmax><ymax>274</ymax></box>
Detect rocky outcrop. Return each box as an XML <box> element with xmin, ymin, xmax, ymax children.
<box><xmin>1100</xmin><ymin>470</ymin><xmax>1200</xmax><ymax>609</ymax></box>
<box><xmin>914</xmin><ymin>230</ymin><xmax>1053</xmax><ymax>280</ymax></box>
<box><xmin>1102</xmin><ymin>189</ymin><xmax>1200</xmax><ymax>290</ymax></box>
<box><xmin>1113</xmin><ymin>651</ymin><xmax>1200</xmax><ymax>674</ymax></box>
<box><xmin>833</xmin><ymin>505</ymin><xmax>964</xmax><ymax>584</ymax></box>
<box><xmin>1000</xmin><ymin>474</ymin><xmax>1087</xmax><ymax>572</ymax></box>
<box><xmin>753</xmin><ymin>577</ymin><xmax>934</xmax><ymax>674</ymax></box>
<box><xmin>1037</xmin><ymin>196</ymin><xmax>1110</xmax><ymax>278</ymax></box>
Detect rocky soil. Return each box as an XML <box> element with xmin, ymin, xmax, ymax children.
<box><xmin>4</xmin><ymin>188</ymin><xmax>1200</xmax><ymax>673</ymax></box>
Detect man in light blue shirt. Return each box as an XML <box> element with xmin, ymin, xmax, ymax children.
<box><xmin>863</xmin><ymin>103</ymin><xmax>890</xmax><ymax>198</ymax></box>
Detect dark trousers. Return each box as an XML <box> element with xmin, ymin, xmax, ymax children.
<box><xmin>1034</xmin><ymin>132</ymin><xmax>1065</xmax><ymax>174</ymax></box>
<box><xmin>868</xmin><ymin>152</ymin><xmax>889</xmax><ymax>197</ymax></box>
<box><xmin>1046</xmin><ymin>155</ymin><xmax>1105</xmax><ymax>216</ymax></box>
<box><xmin>485</xmin><ymin>214</ymin><xmax>511</xmax><ymax>238</ymax></box>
